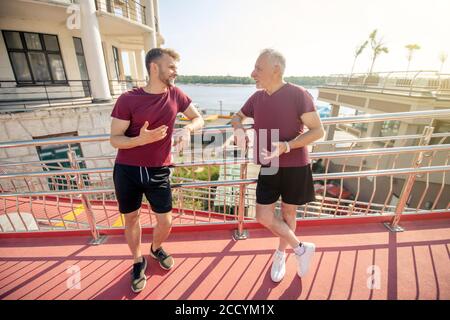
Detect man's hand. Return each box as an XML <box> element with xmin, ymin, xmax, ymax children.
<box><xmin>173</xmin><ymin>126</ymin><xmax>191</xmax><ymax>155</ymax></box>
<box><xmin>137</xmin><ymin>121</ymin><xmax>168</xmax><ymax>146</ymax></box>
<box><xmin>233</xmin><ymin>127</ymin><xmax>248</xmax><ymax>152</ymax></box>
<box><xmin>261</xmin><ymin>142</ymin><xmax>288</xmax><ymax>161</ymax></box>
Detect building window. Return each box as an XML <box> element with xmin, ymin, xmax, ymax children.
<box><xmin>112</xmin><ymin>46</ymin><xmax>121</xmax><ymax>79</ymax></box>
<box><xmin>35</xmin><ymin>132</ymin><xmax>89</xmax><ymax>190</ymax></box>
<box><xmin>2</xmin><ymin>30</ymin><xmax>67</xmax><ymax>85</ymax></box>
<box><xmin>380</xmin><ymin>120</ymin><xmax>400</xmax><ymax>137</ymax></box>
<box><xmin>73</xmin><ymin>37</ymin><xmax>89</xmax><ymax>81</ymax></box>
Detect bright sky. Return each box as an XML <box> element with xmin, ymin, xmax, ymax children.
<box><xmin>157</xmin><ymin>0</ymin><xmax>450</xmax><ymax>76</ymax></box>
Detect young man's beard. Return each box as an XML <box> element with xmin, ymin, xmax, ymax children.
<box><xmin>159</xmin><ymin>71</ymin><xmax>175</xmax><ymax>87</ymax></box>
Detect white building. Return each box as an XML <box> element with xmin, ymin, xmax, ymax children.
<box><xmin>0</xmin><ymin>0</ymin><xmax>163</xmax><ymax>166</ymax></box>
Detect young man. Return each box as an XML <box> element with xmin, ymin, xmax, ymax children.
<box><xmin>231</xmin><ymin>49</ymin><xmax>325</xmax><ymax>282</ymax></box>
<box><xmin>110</xmin><ymin>48</ymin><xmax>204</xmax><ymax>293</ymax></box>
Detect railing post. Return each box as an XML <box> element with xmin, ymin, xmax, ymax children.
<box><xmin>233</xmin><ymin>139</ymin><xmax>249</xmax><ymax>240</ymax></box>
<box><xmin>67</xmin><ymin>150</ymin><xmax>106</xmax><ymax>245</ymax></box>
<box><xmin>409</xmin><ymin>71</ymin><xmax>421</xmax><ymax>96</ymax></box>
<box><xmin>381</xmin><ymin>72</ymin><xmax>392</xmax><ymax>94</ymax></box>
<box><xmin>384</xmin><ymin>126</ymin><xmax>434</xmax><ymax>232</ymax></box>
<box><xmin>44</xmin><ymin>81</ymin><xmax>50</xmax><ymax>107</ymax></box>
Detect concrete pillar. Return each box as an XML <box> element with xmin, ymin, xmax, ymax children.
<box><xmin>366</xmin><ymin>122</ymin><xmax>383</xmax><ymax>138</ymax></box>
<box><xmin>143</xmin><ymin>32</ymin><xmax>157</xmax><ymax>53</ymax></box>
<box><xmin>144</xmin><ymin>0</ymin><xmax>158</xmax><ymax>50</ymax></box>
<box><xmin>134</xmin><ymin>49</ymin><xmax>146</xmax><ymax>80</ymax></box>
<box><xmin>80</xmin><ymin>0</ymin><xmax>112</xmax><ymax>102</ymax></box>
<box><xmin>153</xmin><ymin>0</ymin><xmax>160</xmax><ymax>33</ymax></box>
<box><xmin>325</xmin><ymin>104</ymin><xmax>340</xmax><ymax>141</ymax></box>
<box><xmin>128</xmin><ymin>51</ymin><xmax>139</xmax><ymax>80</ymax></box>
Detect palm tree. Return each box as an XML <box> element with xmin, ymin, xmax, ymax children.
<box><xmin>368</xmin><ymin>29</ymin><xmax>389</xmax><ymax>74</ymax></box>
<box><xmin>439</xmin><ymin>51</ymin><xmax>448</xmax><ymax>73</ymax></box>
<box><xmin>405</xmin><ymin>44</ymin><xmax>421</xmax><ymax>72</ymax></box>
<box><xmin>350</xmin><ymin>40</ymin><xmax>368</xmax><ymax>76</ymax></box>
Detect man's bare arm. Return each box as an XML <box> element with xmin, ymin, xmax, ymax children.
<box><xmin>287</xmin><ymin>111</ymin><xmax>325</xmax><ymax>149</ymax></box>
<box><xmin>261</xmin><ymin>111</ymin><xmax>325</xmax><ymax>160</ymax></box>
<box><xmin>181</xmin><ymin>104</ymin><xmax>204</xmax><ymax>132</ymax></box>
<box><xmin>231</xmin><ymin>111</ymin><xmax>247</xmax><ymax>129</ymax></box>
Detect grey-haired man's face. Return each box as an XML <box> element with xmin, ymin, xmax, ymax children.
<box><xmin>251</xmin><ymin>54</ymin><xmax>276</xmax><ymax>89</ymax></box>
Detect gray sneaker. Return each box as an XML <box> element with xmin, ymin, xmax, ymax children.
<box><xmin>131</xmin><ymin>257</ymin><xmax>147</xmax><ymax>293</ymax></box>
<box><xmin>150</xmin><ymin>244</ymin><xmax>174</xmax><ymax>270</ymax></box>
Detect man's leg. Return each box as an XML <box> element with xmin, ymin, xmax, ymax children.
<box><xmin>152</xmin><ymin>211</ymin><xmax>172</xmax><ymax>250</ymax></box>
<box><xmin>277</xmin><ymin>202</ymin><xmax>298</xmax><ymax>252</ymax></box>
<box><xmin>123</xmin><ymin>209</ymin><xmax>143</xmax><ymax>263</ymax></box>
<box><xmin>150</xmin><ymin>211</ymin><xmax>174</xmax><ymax>270</ymax></box>
<box><xmin>256</xmin><ymin>203</ymin><xmax>300</xmax><ymax>249</ymax></box>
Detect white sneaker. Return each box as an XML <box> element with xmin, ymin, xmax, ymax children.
<box><xmin>270</xmin><ymin>250</ymin><xmax>286</xmax><ymax>282</ymax></box>
<box><xmin>295</xmin><ymin>242</ymin><xmax>315</xmax><ymax>277</ymax></box>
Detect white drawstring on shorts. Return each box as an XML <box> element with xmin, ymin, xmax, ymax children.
<box><xmin>139</xmin><ymin>166</ymin><xmax>150</xmax><ymax>183</ymax></box>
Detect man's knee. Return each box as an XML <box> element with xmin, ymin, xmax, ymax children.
<box><xmin>281</xmin><ymin>203</ymin><xmax>297</xmax><ymax>229</ymax></box>
<box><xmin>124</xmin><ymin>211</ymin><xmax>140</xmax><ymax>227</ymax></box>
<box><xmin>256</xmin><ymin>211</ymin><xmax>273</xmax><ymax>227</ymax></box>
<box><xmin>281</xmin><ymin>203</ymin><xmax>297</xmax><ymax>217</ymax></box>
<box><xmin>156</xmin><ymin>212</ymin><xmax>172</xmax><ymax>230</ymax></box>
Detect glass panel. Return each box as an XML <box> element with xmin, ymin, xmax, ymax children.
<box><xmin>43</xmin><ymin>34</ymin><xmax>59</xmax><ymax>51</ymax></box>
<box><xmin>73</xmin><ymin>37</ymin><xmax>83</xmax><ymax>55</ymax></box>
<box><xmin>4</xmin><ymin>31</ymin><xmax>23</xmax><ymax>49</ymax></box>
<box><xmin>76</xmin><ymin>55</ymin><xmax>89</xmax><ymax>80</ymax></box>
<box><xmin>10</xmin><ymin>52</ymin><xmax>32</xmax><ymax>82</ymax></box>
<box><xmin>48</xmin><ymin>54</ymin><xmax>66</xmax><ymax>81</ymax></box>
<box><xmin>112</xmin><ymin>47</ymin><xmax>120</xmax><ymax>78</ymax></box>
<box><xmin>28</xmin><ymin>52</ymin><xmax>51</xmax><ymax>81</ymax></box>
<box><xmin>112</xmin><ymin>46</ymin><xmax>119</xmax><ymax>60</ymax></box>
<box><xmin>24</xmin><ymin>33</ymin><xmax>42</xmax><ymax>50</ymax></box>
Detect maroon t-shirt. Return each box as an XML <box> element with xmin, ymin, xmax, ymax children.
<box><xmin>241</xmin><ymin>83</ymin><xmax>316</xmax><ymax>167</ymax></box>
<box><xmin>111</xmin><ymin>86</ymin><xmax>191</xmax><ymax>167</ymax></box>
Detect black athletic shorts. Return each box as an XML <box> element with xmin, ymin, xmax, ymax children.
<box><xmin>256</xmin><ymin>164</ymin><xmax>316</xmax><ymax>205</ymax></box>
<box><xmin>113</xmin><ymin>163</ymin><xmax>172</xmax><ymax>214</ymax></box>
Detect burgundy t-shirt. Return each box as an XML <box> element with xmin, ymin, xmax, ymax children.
<box><xmin>241</xmin><ymin>83</ymin><xmax>316</xmax><ymax>167</ymax></box>
<box><xmin>111</xmin><ymin>86</ymin><xmax>191</xmax><ymax>167</ymax></box>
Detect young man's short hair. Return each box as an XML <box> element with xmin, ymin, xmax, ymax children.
<box><xmin>145</xmin><ymin>48</ymin><xmax>180</xmax><ymax>73</ymax></box>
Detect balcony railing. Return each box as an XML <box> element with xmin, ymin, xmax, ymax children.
<box><xmin>0</xmin><ymin>80</ymin><xmax>92</xmax><ymax>112</ymax></box>
<box><xmin>109</xmin><ymin>79</ymin><xmax>147</xmax><ymax>97</ymax></box>
<box><xmin>322</xmin><ymin>71</ymin><xmax>450</xmax><ymax>99</ymax></box>
<box><xmin>1</xmin><ymin>109</ymin><xmax>449</xmax><ymax>243</ymax></box>
<box><xmin>95</xmin><ymin>0</ymin><xmax>146</xmax><ymax>25</ymax></box>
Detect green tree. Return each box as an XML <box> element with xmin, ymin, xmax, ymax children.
<box><xmin>368</xmin><ymin>29</ymin><xmax>389</xmax><ymax>74</ymax></box>
<box><xmin>405</xmin><ymin>44</ymin><xmax>421</xmax><ymax>72</ymax></box>
<box><xmin>439</xmin><ymin>51</ymin><xmax>448</xmax><ymax>73</ymax></box>
<box><xmin>350</xmin><ymin>40</ymin><xmax>368</xmax><ymax>76</ymax></box>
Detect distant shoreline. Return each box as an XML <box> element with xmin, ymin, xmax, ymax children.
<box><xmin>176</xmin><ymin>83</ymin><xmax>318</xmax><ymax>89</ymax></box>
<box><xmin>176</xmin><ymin>75</ymin><xmax>327</xmax><ymax>87</ymax></box>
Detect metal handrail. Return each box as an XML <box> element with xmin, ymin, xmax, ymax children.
<box><xmin>2</xmin><ymin>109</ymin><xmax>449</xmax><ymax>149</ymax></box>
<box><xmin>1</xmin><ymin>111</ymin><xmax>449</xmax><ymax>240</ymax></box>
<box><xmin>0</xmin><ymin>80</ymin><xmax>93</xmax><ymax>110</ymax></box>
<box><xmin>322</xmin><ymin>71</ymin><xmax>450</xmax><ymax>98</ymax></box>
<box><xmin>95</xmin><ymin>0</ymin><xmax>146</xmax><ymax>25</ymax></box>
<box><xmin>1</xmin><ymin>144</ymin><xmax>449</xmax><ymax>179</ymax></box>
<box><xmin>2</xmin><ymin>165</ymin><xmax>449</xmax><ymax>198</ymax></box>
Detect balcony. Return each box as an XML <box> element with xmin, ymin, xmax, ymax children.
<box><xmin>322</xmin><ymin>71</ymin><xmax>450</xmax><ymax>100</ymax></box>
<box><xmin>0</xmin><ymin>111</ymin><xmax>449</xmax><ymax>300</ymax></box>
<box><xmin>95</xmin><ymin>0</ymin><xmax>147</xmax><ymax>25</ymax></box>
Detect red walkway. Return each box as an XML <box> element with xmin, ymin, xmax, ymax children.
<box><xmin>0</xmin><ymin>218</ymin><xmax>449</xmax><ymax>300</ymax></box>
